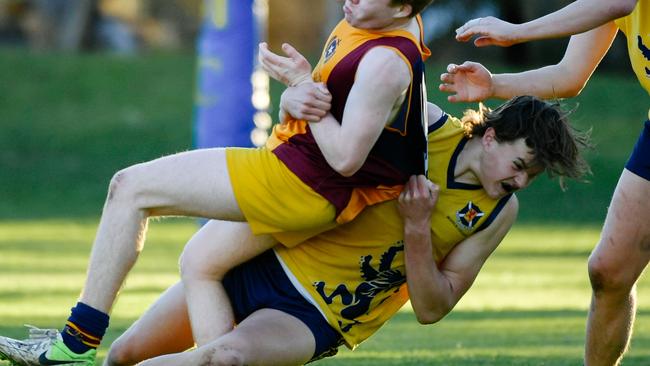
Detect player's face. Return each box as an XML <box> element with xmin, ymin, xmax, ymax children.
<box><xmin>342</xmin><ymin>0</ymin><xmax>409</xmax><ymax>29</ymax></box>
<box><xmin>478</xmin><ymin>130</ymin><xmax>542</xmax><ymax>199</ymax></box>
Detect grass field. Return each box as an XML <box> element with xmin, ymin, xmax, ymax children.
<box><xmin>1</xmin><ymin>47</ymin><xmax>649</xmax><ymax>365</ymax></box>
<box><xmin>2</xmin><ymin>221</ymin><xmax>650</xmax><ymax>365</ymax></box>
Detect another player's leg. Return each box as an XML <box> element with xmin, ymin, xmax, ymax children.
<box><xmin>145</xmin><ymin>237</ymin><xmax>342</xmax><ymax>365</ymax></box>
<box><xmin>585</xmin><ymin>169</ymin><xmax>650</xmax><ymax>366</ymax></box>
<box><xmin>104</xmin><ymin>282</ymin><xmax>193</xmax><ymax>366</ymax></box>
<box><xmin>35</xmin><ymin>148</ymin><xmax>244</xmax><ymax>365</ymax></box>
<box><xmin>138</xmin><ymin>309</ymin><xmax>319</xmax><ymax>366</ymax></box>
<box><xmin>179</xmin><ymin>220</ymin><xmax>277</xmax><ymax>346</ymax></box>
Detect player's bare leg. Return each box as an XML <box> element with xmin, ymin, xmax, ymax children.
<box><xmin>585</xmin><ymin>169</ymin><xmax>650</xmax><ymax>366</ymax></box>
<box><xmin>138</xmin><ymin>309</ymin><xmax>316</xmax><ymax>366</ymax></box>
<box><xmin>12</xmin><ymin>148</ymin><xmax>252</xmax><ymax>366</ymax></box>
<box><xmin>179</xmin><ymin>220</ymin><xmax>277</xmax><ymax>346</ymax></box>
<box><xmin>82</xmin><ymin>148</ymin><xmax>244</xmax><ymax>314</ymax></box>
<box><xmin>104</xmin><ymin>282</ymin><xmax>193</xmax><ymax>366</ymax></box>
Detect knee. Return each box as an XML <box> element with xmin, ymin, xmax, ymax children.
<box><xmin>199</xmin><ymin>344</ymin><xmax>245</xmax><ymax>366</ymax></box>
<box><xmin>107</xmin><ymin>163</ymin><xmax>155</xmax><ymax>206</ymax></box>
<box><xmin>588</xmin><ymin>250</ymin><xmax>635</xmax><ymax>295</ymax></box>
<box><xmin>178</xmin><ymin>247</ymin><xmax>200</xmax><ymax>282</ymax></box>
<box><xmin>107</xmin><ymin>167</ymin><xmax>137</xmax><ymax>204</ymax></box>
<box><xmin>179</xmin><ymin>235</ymin><xmax>229</xmax><ymax>282</ymax></box>
<box><xmin>105</xmin><ymin>338</ymin><xmax>138</xmax><ymax>366</ymax></box>
<box><xmin>179</xmin><ymin>243</ymin><xmax>222</xmax><ymax>283</ymax></box>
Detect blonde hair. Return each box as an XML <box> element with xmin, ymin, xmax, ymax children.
<box><xmin>460</xmin><ymin>102</ymin><xmax>489</xmax><ymax>138</ymax></box>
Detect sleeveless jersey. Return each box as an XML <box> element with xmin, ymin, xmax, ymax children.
<box><xmin>615</xmin><ymin>0</ymin><xmax>650</xmax><ymax>96</ymax></box>
<box><xmin>275</xmin><ymin>115</ymin><xmax>513</xmax><ymax>349</ymax></box>
<box><xmin>266</xmin><ymin>17</ymin><xmax>431</xmax><ymax>224</ymax></box>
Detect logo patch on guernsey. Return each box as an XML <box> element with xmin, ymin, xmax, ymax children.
<box><xmin>455</xmin><ymin>201</ymin><xmax>484</xmax><ymax>232</ymax></box>
<box><xmin>324</xmin><ymin>36</ymin><xmax>340</xmax><ymax>62</ymax></box>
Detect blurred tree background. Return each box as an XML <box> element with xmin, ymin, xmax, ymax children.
<box><xmin>0</xmin><ymin>0</ymin><xmax>643</xmax><ymax>224</ymax></box>
<box><xmin>0</xmin><ymin>0</ymin><xmax>630</xmax><ymax>65</ymax></box>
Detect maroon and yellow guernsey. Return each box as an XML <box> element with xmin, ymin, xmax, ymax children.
<box><xmin>266</xmin><ymin>17</ymin><xmax>431</xmax><ymax>224</ymax></box>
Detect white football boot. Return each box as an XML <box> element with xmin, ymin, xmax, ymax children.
<box><xmin>0</xmin><ymin>325</ymin><xmax>60</xmax><ymax>366</ymax></box>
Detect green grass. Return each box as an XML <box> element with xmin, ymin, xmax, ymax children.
<box><xmin>0</xmin><ymin>49</ymin><xmax>195</xmax><ymax>218</ymax></box>
<box><xmin>1</xmin><ymin>221</ymin><xmax>650</xmax><ymax>365</ymax></box>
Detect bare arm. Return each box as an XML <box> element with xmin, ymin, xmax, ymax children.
<box><xmin>455</xmin><ymin>0</ymin><xmax>636</xmax><ymax>47</ymax></box>
<box><xmin>279</xmin><ymin>83</ymin><xmax>332</xmax><ymax>123</ymax></box>
<box><xmin>261</xmin><ymin>43</ymin><xmax>411</xmax><ymax>177</ymax></box>
<box><xmin>401</xmin><ymin>189</ymin><xmax>518</xmax><ymax>324</ymax></box>
<box><xmin>309</xmin><ymin>47</ymin><xmax>411</xmax><ymax>176</ymax></box>
<box><xmin>440</xmin><ymin>22</ymin><xmax>619</xmax><ymax>101</ymax></box>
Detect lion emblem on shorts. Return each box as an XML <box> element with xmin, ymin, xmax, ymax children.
<box><xmin>314</xmin><ymin>243</ymin><xmax>405</xmax><ymax>332</ymax></box>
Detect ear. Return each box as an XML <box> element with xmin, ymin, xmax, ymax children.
<box><xmin>481</xmin><ymin>127</ymin><xmax>497</xmax><ymax>149</ymax></box>
<box><xmin>394</xmin><ymin>4</ymin><xmax>412</xmax><ymax>18</ymax></box>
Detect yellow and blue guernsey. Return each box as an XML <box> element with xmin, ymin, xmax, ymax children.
<box><xmin>615</xmin><ymin>0</ymin><xmax>650</xmax><ymax>181</ymax></box>
<box><xmin>267</xmin><ymin>17</ymin><xmax>431</xmax><ymax>225</ymax></box>
<box><xmin>275</xmin><ymin>115</ymin><xmax>514</xmax><ymax>349</ymax></box>
<box><xmin>615</xmin><ymin>0</ymin><xmax>650</xmax><ymax>98</ymax></box>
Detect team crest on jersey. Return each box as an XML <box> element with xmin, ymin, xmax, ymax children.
<box><xmin>455</xmin><ymin>201</ymin><xmax>484</xmax><ymax>231</ymax></box>
<box><xmin>324</xmin><ymin>36</ymin><xmax>340</xmax><ymax>62</ymax></box>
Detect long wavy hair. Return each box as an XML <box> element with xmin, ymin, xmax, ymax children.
<box><xmin>461</xmin><ymin>95</ymin><xmax>592</xmax><ymax>189</ymax></box>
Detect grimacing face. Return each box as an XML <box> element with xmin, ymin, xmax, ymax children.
<box><xmin>478</xmin><ymin>131</ymin><xmax>542</xmax><ymax>199</ymax></box>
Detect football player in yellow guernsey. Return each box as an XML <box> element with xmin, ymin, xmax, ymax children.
<box><xmin>442</xmin><ymin>0</ymin><xmax>648</xmax><ymax>364</ymax></box>
<box><xmin>75</xmin><ymin>95</ymin><xmax>590</xmax><ymax>366</ymax></box>
<box><xmin>0</xmin><ymin>2</ymin><xmax>437</xmax><ymax>365</ymax></box>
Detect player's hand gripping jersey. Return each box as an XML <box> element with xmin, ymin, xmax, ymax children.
<box><xmin>275</xmin><ymin>115</ymin><xmax>514</xmax><ymax>349</ymax></box>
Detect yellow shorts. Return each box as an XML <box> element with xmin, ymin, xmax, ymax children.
<box><xmin>226</xmin><ymin>147</ymin><xmax>337</xmax><ymax>244</ymax></box>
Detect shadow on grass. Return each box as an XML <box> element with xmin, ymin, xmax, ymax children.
<box><xmin>2</xmin><ymin>308</ymin><xmax>650</xmax><ymax>365</ymax></box>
